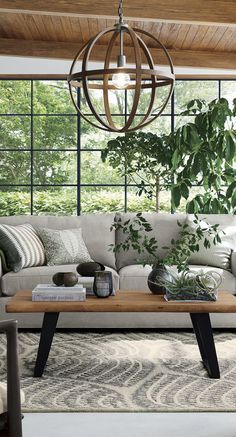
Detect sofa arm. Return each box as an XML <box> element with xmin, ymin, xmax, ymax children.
<box><xmin>231</xmin><ymin>251</ymin><xmax>236</xmax><ymax>277</ymax></box>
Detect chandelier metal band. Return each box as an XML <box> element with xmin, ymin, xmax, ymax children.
<box><xmin>67</xmin><ymin>3</ymin><xmax>175</xmax><ymax>133</ymax></box>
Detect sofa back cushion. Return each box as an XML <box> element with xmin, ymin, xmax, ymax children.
<box><xmin>187</xmin><ymin>214</ymin><xmax>236</xmax><ymax>271</ymax></box>
<box><xmin>0</xmin><ymin>214</ymin><xmax>116</xmax><ymax>269</ymax></box>
<box><xmin>115</xmin><ymin>212</ymin><xmax>186</xmax><ymax>270</ymax></box>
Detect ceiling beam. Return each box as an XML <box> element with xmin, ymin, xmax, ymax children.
<box><xmin>0</xmin><ymin>38</ymin><xmax>236</xmax><ymax>70</ymax></box>
<box><xmin>0</xmin><ymin>1</ymin><xmax>236</xmax><ymax>26</ymax></box>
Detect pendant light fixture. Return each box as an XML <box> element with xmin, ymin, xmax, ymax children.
<box><xmin>67</xmin><ymin>0</ymin><xmax>175</xmax><ymax>132</ymax></box>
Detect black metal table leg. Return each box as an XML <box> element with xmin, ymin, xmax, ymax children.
<box><xmin>190</xmin><ymin>313</ymin><xmax>220</xmax><ymax>379</ymax></box>
<box><xmin>34</xmin><ymin>312</ymin><xmax>59</xmax><ymax>377</ymax></box>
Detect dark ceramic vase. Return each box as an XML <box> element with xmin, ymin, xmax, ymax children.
<box><xmin>52</xmin><ymin>272</ymin><xmax>78</xmax><ymax>287</ymax></box>
<box><xmin>63</xmin><ymin>272</ymin><xmax>78</xmax><ymax>287</ymax></box>
<box><xmin>76</xmin><ymin>262</ymin><xmax>105</xmax><ymax>277</ymax></box>
<box><xmin>52</xmin><ymin>272</ymin><xmax>64</xmax><ymax>286</ymax></box>
<box><xmin>147</xmin><ymin>264</ymin><xmax>172</xmax><ymax>295</ymax></box>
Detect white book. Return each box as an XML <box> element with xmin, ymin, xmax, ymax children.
<box><xmin>32</xmin><ymin>284</ymin><xmax>86</xmax><ymax>301</ymax></box>
<box><xmin>32</xmin><ymin>284</ymin><xmax>84</xmax><ymax>293</ymax></box>
<box><xmin>32</xmin><ymin>292</ymin><xmax>86</xmax><ymax>302</ymax></box>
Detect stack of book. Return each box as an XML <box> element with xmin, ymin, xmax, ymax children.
<box><xmin>32</xmin><ymin>284</ymin><xmax>86</xmax><ymax>302</ymax></box>
<box><xmin>32</xmin><ymin>276</ymin><xmax>116</xmax><ymax>301</ymax></box>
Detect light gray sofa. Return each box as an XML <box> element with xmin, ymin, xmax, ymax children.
<box><xmin>0</xmin><ymin>213</ymin><xmax>236</xmax><ymax>329</ymax></box>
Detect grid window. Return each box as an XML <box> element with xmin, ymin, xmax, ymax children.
<box><xmin>0</xmin><ymin>78</ymin><xmax>235</xmax><ymax>216</ymax></box>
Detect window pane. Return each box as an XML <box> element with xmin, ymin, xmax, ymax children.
<box><xmin>127</xmin><ymin>187</ymin><xmax>171</xmax><ymax>212</ymax></box>
<box><xmin>33</xmin><ymin>80</ymin><xmax>76</xmax><ymax>114</ymax></box>
<box><xmin>175</xmin><ymin>186</ymin><xmax>206</xmax><ymax>213</ymax></box>
<box><xmin>0</xmin><ymin>116</ymin><xmax>30</xmax><ymax>149</ymax></box>
<box><xmin>0</xmin><ymin>188</ymin><xmax>31</xmax><ymax>216</ymax></box>
<box><xmin>80</xmin><ymin>151</ymin><xmax>124</xmax><ymax>184</ymax></box>
<box><xmin>80</xmin><ymin>87</ymin><xmax>126</xmax><ymax>116</ymax></box>
<box><xmin>33</xmin><ymin>187</ymin><xmax>77</xmax><ymax>215</ymax></box>
<box><xmin>81</xmin><ymin>119</ymin><xmax>124</xmax><ymax>150</ymax></box>
<box><xmin>127</xmin><ymin>85</ymin><xmax>172</xmax><ymax>115</ymax></box>
<box><xmin>80</xmin><ymin>187</ymin><xmax>124</xmax><ymax>213</ymax></box>
<box><xmin>142</xmin><ymin>116</ymin><xmax>171</xmax><ymax>135</ymax></box>
<box><xmin>175</xmin><ymin>81</ymin><xmax>218</xmax><ymax>113</ymax></box>
<box><xmin>34</xmin><ymin>116</ymin><xmax>77</xmax><ymax>149</ymax></box>
<box><xmin>221</xmin><ymin>80</ymin><xmax>236</xmax><ymax>107</ymax></box>
<box><xmin>81</xmin><ymin>114</ymin><xmax>125</xmax><ymax>134</ymax></box>
<box><xmin>33</xmin><ymin>151</ymin><xmax>77</xmax><ymax>184</ymax></box>
<box><xmin>0</xmin><ymin>152</ymin><xmax>31</xmax><ymax>184</ymax></box>
<box><xmin>0</xmin><ymin>80</ymin><xmax>31</xmax><ymax>114</ymax></box>
<box><xmin>174</xmin><ymin>115</ymin><xmax>195</xmax><ymax>129</ymax></box>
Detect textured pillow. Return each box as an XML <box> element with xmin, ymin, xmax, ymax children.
<box><xmin>37</xmin><ymin>227</ymin><xmax>93</xmax><ymax>266</ymax></box>
<box><xmin>186</xmin><ymin>217</ymin><xmax>233</xmax><ymax>270</ymax></box>
<box><xmin>0</xmin><ymin>223</ymin><xmax>46</xmax><ymax>273</ymax></box>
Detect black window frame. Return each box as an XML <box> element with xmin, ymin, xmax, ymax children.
<box><xmin>0</xmin><ymin>77</ymin><xmax>235</xmax><ymax>215</ymax></box>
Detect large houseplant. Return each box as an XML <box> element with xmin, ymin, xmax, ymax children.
<box><xmin>102</xmin><ymin>97</ymin><xmax>236</xmax><ymax>214</ymax></box>
<box><xmin>110</xmin><ymin>213</ymin><xmax>223</xmax><ymax>301</ymax></box>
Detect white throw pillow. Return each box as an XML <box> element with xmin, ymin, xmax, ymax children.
<box><xmin>37</xmin><ymin>227</ymin><xmax>93</xmax><ymax>266</ymax></box>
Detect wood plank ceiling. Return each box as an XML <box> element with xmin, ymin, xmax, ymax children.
<box><xmin>0</xmin><ymin>1</ymin><xmax>235</xmax><ymax>69</ymax></box>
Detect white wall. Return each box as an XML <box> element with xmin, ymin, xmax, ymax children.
<box><xmin>0</xmin><ymin>56</ymin><xmax>236</xmax><ymax>76</ymax></box>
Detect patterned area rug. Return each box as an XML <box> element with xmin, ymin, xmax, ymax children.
<box><xmin>1</xmin><ymin>331</ymin><xmax>236</xmax><ymax>412</ymax></box>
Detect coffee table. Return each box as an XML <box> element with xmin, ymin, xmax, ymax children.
<box><xmin>6</xmin><ymin>290</ymin><xmax>236</xmax><ymax>379</ymax></box>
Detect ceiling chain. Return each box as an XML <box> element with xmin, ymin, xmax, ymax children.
<box><xmin>118</xmin><ymin>0</ymin><xmax>124</xmax><ymax>23</ymax></box>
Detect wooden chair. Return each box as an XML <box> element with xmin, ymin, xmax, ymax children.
<box><xmin>0</xmin><ymin>320</ymin><xmax>23</xmax><ymax>437</ymax></box>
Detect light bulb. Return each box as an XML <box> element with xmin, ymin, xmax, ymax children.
<box><xmin>112</xmin><ymin>71</ymin><xmax>130</xmax><ymax>89</ymax></box>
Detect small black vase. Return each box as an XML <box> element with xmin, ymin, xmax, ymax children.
<box><xmin>147</xmin><ymin>264</ymin><xmax>172</xmax><ymax>295</ymax></box>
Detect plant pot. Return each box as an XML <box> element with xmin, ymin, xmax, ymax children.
<box><xmin>147</xmin><ymin>264</ymin><xmax>173</xmax><ymax>295</ymax></box>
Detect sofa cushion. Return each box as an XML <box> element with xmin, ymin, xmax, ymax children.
<box><xmin>36</xmin><ymin>227</ymin><xmax>93</xmax><ymax>266</ymax></box>
<box><xmin>0</xmin><ymin>214</ymin><xmax>116</xmax><ymax>270</ymax></box>
<box><xmin>0</xmin><ymin>223</ymin><xmax>45</xmax><ymax>273</ymax></box>
<box><xmin>186</xmin><ymin>216</ymin><xmax>233</xmax><ymax>270</ymax></box>
<box><xmin>1</xmin><ymin>264</ymin><xmax>119</xmax><ymax>297</ymax></box>
<box><xmin>119</xmin><ymin>264</ymin><xmax>236</xmax><ymax>293</ymax></box>
<box><xmin>119</xmin><ymin>264</ymin><xmax>152</xmax><ymax>291</ymax></box>
<box><xmin>115</xmin><ymin>213</ymin><xmax>186</xmax><ymax>270</ymax></box>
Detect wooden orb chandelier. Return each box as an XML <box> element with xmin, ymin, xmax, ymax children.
<box><xmin>67</xmin><ymin>1</ymin><xmax>175</xmax><ymax>133</ymax></box>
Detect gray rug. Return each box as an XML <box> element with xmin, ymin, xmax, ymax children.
<box><xmin>1</xmin><ymin>331</ymin><xmax>236</xmax><ymax>412</ymax></box>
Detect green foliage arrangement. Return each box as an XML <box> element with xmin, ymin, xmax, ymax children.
<box><xmin>110</xmin><ymin>213</ymin><xmax>221</xmax><ymax>273</ymax></box>
<box><xmin>110</xmin><ymin>213</ymin><xmax>223</xmax><ymax>300</ymax></box>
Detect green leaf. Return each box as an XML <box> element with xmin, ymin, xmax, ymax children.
<box><xmin>226</xmin><ymin>181</ymin><xmax>236</xmax><ymax>199</ymax></box>
<box><xmin>171</xmin><ymin>186</ymin><xmax>181</xmax><ymax>208</ymax></box>
<box><xmin>180</xmin><ymin>182</ymin><xmax>189</xmax><ymax>200</ymax></box>
<box><xmin>225</xmin><ymin>131</ymin><xmax>236</xmax><ymax>163</ymax></box>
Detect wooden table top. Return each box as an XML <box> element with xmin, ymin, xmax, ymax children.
<box><xmin>5</xmin><ymin>290</ymin><xmax>236</xmax><ymax>314</ymax></box>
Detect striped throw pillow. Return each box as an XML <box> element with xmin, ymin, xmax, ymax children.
<box><xmin>0</xmin><ymin>223</ymin><xmax>45</xmax><ymax>272</ymax></box>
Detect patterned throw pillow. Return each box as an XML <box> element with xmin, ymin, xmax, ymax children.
<box><xmin>36</xmin><ymin>227</ymin><xmax>93</xmax><ymax>266</ymax></box>
<box><xmin>0</xmin><ymin>224</ymin><xmax>46</xmax><ymax>272</ymax></box>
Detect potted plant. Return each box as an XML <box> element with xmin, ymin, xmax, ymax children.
<box><xmin>110</xmin><ymin>213</ymin><xmax>223</xmax><ymax>301</ymax></box>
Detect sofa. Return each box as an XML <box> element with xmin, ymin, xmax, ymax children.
<box><xmin>0</xmin><ymin>212</ymin><xmax>236</xmax><ymax>329</ymax></box>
